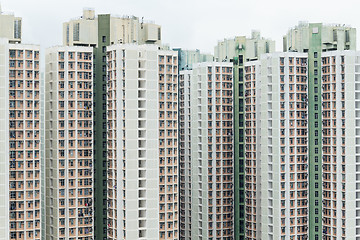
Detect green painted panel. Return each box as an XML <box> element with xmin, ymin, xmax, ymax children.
<box><xmin>94</xmin><ymin>14</ymin><xmax>110</xmax><ymax>240</ymax></box>
<box><xmin>307</xmin><ymin>23</ymin><xmax>322</xmax><ymax>240</ymax></box>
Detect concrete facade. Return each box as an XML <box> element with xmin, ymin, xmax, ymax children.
<box><xmin>245</xmin><ymin>52</ymin><xmax>309</xmax><ymax>239</ymax></box>
<box><xmin>283</xmin><ymin>22</ymin><xmax>356</xmax><ymax>240</ymax></box>
<box><xmin>45</xmin><ymin>46</ymin><xmax>94</xmax><ymax>240</ymax></box>
<box><xmin>63</xmin><ymin>9</ymin><xmax>162</xmax><ymax>47</ymax></box>
<box><xmin>106</xmin><ymin>44</ymin><xmax>179</xmax><ymax>240</ymax></box>
<box><xmin>0</xmin><ymin>5</ymin><xmax>21</xmax><ymax>44</ymax></box>
<box><xmin>215</xmin><ymin>32</ymin><xmax>275</xmax><ymax>239</ymax></box>
<box><xmin>179</xmin><ymin>62</ymin><xmax>234</xmax><ymax>239</ymax></box>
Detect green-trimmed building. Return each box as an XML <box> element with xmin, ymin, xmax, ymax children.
<box><xmin>173</xmin><ymin>48</ymin><xmax>213</xmax><ymax>71</ymax></box>
<box><xmin>214</xmin><ymin>31</ymin><xmax>275</xmax><ymax>239</ymax></box>
<box><xmin>283</xmin><ymin>22</ymin><xmax>356</xmax><ymax>240</ymax></box>
<box><xmin>62</xmin><ymin>9</ymin><xmax>162</xmax><ymax>239</ymax></box>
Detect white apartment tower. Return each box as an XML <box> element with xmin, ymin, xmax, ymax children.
<box><xmin>45</xmin><ymin>46</ymin><xmax>94</xmax><ymax>239</ymax></box>
<box><xmin>106</xmin><ymin>44</ymin><xmax>178</xmax><ymax>239</ymax></box>
<box><xmin>244</xmin><ymin>52</ymin><xmax>309</xmax><ymax>239</ymax></box>
<box><xmin>179</xmin><ymin>62</ymin><xmax>234</xmax><ymax>239</ymax></box>
<box><xmin>0</xmin><ymin>37</ymin><xmax>42</xmax><ymax>240</ymax></box>
<box><xmin>321</xmin><ymin>51</ymin><xmax>360</xmax><ymax>239</ymax></box>
<box><xmin>0</xmin><ymin>5</ymin><xmax>43</xmax><ymax>240</ymax></box>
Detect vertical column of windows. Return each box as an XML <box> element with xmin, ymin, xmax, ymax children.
<box><xmin>9</xmin><ymin>48</ymin><xmax>41</xmax><ymax>240</ymax></box>
<box><xmin>244</xmin><ymin>65</ymin><xmax>257</xmax><ymax>240</ymax></box>
<box><xmin>106</xmin><ymin>49</ymin><xmax>117</xmax><ymax>239</ymax></box>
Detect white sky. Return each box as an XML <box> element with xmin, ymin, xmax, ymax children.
<box><xmin>2</xmin><ymin>0</ymin><xmax>360</xmax><ymax>54</ymax></box>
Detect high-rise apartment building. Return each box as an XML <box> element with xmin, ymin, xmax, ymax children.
<box><xmin>179</xmin><ymin>62</ymin><xmax>234</xmax><ymax>239</ymax></box>
<box><xmin>0</xmin><ymin>39</ymin><xmax>42</xmax><ymax>240</ymax></box>
<box><xmin>0</xmin><ymin>5</ymin><xmax>43</xmax><ymax>239</ymax></box>
<box><xmin>214</xmin><ymin>31</ymin><xmax>275</xmax><ymax>239</ymax></box>
<box><xmin>321</xmin><ymin>50</ymin><xmax>360</xmax><ymax>239</ymax></box>
<box><xmin>8</xmin><ymin>43</ymin><xmax>41</xmax><ymax>240</ymax></box>
<box><xmin>45</xmin><ymin>46</ymin><xmax>94</xmax><ymax>239</ymax></box>
<box><xmin>62</xmin><ymin>9</ymin><xmax>163</xmax><ymax>239</ymax></box>
<box><xmin>283</xmin><ymin>22</ymin><xmax>356</xmax><ymax>239</ymax></box>
<box><xmin>244</xmin><ymin>52</ymin><xmax>309</xmax><ymax>239</ymax></box>
<box><xmin>106</xmin><ymin>44</ymin><xmax>178</xmax><ymax>239</ymax></box>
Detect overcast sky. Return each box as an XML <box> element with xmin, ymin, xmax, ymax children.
<box><xmin>2</xmin><ymin>0</ymin><xmax>360</xmax><ymax>54</ymax></box>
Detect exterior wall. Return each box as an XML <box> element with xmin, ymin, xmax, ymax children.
<box><xmin>245</xmin><ymin>52</ymin><xmax>309</xmax><ymax>239</ymax></box>
<box><xmin>306</xmin><ymin>24</ymin><xmax>323</xmax><ymax>240</ymax></box>
<box><xmin>45</xmin><ymin>46</ymin><xmax>94</xmax><ymax>240</ymax></box>
<box><xmin>282</xmin><ymin>22</ymin><xmax>358</xmax><ymax>239</ymax></box>
<box><xmin>63</xmin><ymin>11</ymin><xmax>162</xmax><ymax>239</ymax></box>
<box><xmin>180</xmin><ymin>62</ymin><xmax>234</xmax><ymax>240</ymax></box>
<box><xmin>284</xmin><ymin>22</ymin><xmax>356</xmax><ymax>52</ymax></box>
<box><xmin>321</xmin><ymin>51</ymin><xmax>360</xmax><ymax>239</ymax></box>
<box><xmin>63</xmin><ymin>9</ymin><xmax>98</xmax><ymax>47</ymax></box>
<box><xmin>7</xmin><ymin>44</ymin><xmax>41</xmax><ymax>240</ymax></box>
<box><xmin>179</xmin><ymin>70</ymin><xmax>192</xmax><ymax>239</ymax></box>
<box><xmin>0</xmin><ymin>9</ymin><xmax>21</xmax><ymax>43</ymax></box>
<box><xmin>174</xmin><ymin>49</ymin><xmax>213</xmax><ymax>71</ymax></box>
<box><xmin>215</xmin><ymin>32</ymin><xmax>275</xmax><ymax>240</ymax></box>
<box><xmin>0</xmin><ymin>38</ymin><xmax>10</xmax><ymax>240</ymax></box>
<box><xmin>106</xmin><ymin>44</ymin><xmax>178</xmax><ymax>240</ymax></box>
<box><xmin>244</xmin><ymin>61</ymin><xmax>261</xmax><ymax>240</ymax></box>
<box><xmin>109</xmin><ymin>16</ymin><xmax>139</xmax><ymax>45</ymax></box>
<box><xmin>233</xmin><ymin>61</ymin><xmax>246</xmax><ymax>240</ymax></box>
<box><xmin>214</xmin><ymin>32</ymin><xmax>275</xmax><ymax>62</ymax></box>
<box><xmin>138</xmin><ymin>22</ymin><xmax>161</xmax><ymax>45</ymax></box>
<box><xmin>93</xmin><ymin>14</ymin><xmax>110</xmax><ymax>240</ymax></box>
<box><xmin>39</xmin><ymin>72</ymin><xmax>45</xmax><ymax>240</ymax></box>
<box><xmin>63</xmin><ymin>9</ymin><xmax>161</xmax><ymax>47</ymax></box>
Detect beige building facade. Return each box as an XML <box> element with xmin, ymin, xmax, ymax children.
<box><xmin>45</xmin><ymin>46</ymin><xmax>94</xmax><ymax>240</ymax></box>
<box><xmin>106</xmin><ymin>44</ymin><xmax>178</xmax><ymax>239</ymax></box>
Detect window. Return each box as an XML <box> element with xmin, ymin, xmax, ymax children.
<box><xmin>314</xmin><ymin>52</ymin><xmax>318</xmax><ymax>58</ymax></box>
<box><xmin>10</xmin><ymin>50</ymin><xmax>15</xmax><ymax>58</ymax></box>
<box><xmin>102</xmin><ymin>36</ymin><xmax>106</xmax><ymax>43</ymax></box>
<box><xmin>73</xmin><ymin>23</ymin><xmax>80</xmax><ymax>41</ymax></box>
<box><xmin>14</xmin><ymin>19</ymin><xmax>21</xmax><ymax>39</ymax></box>
<box><xmin>239</xmin><ymin>55</ymin><xmax>243</xmax><ymax>65</ymax></box>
